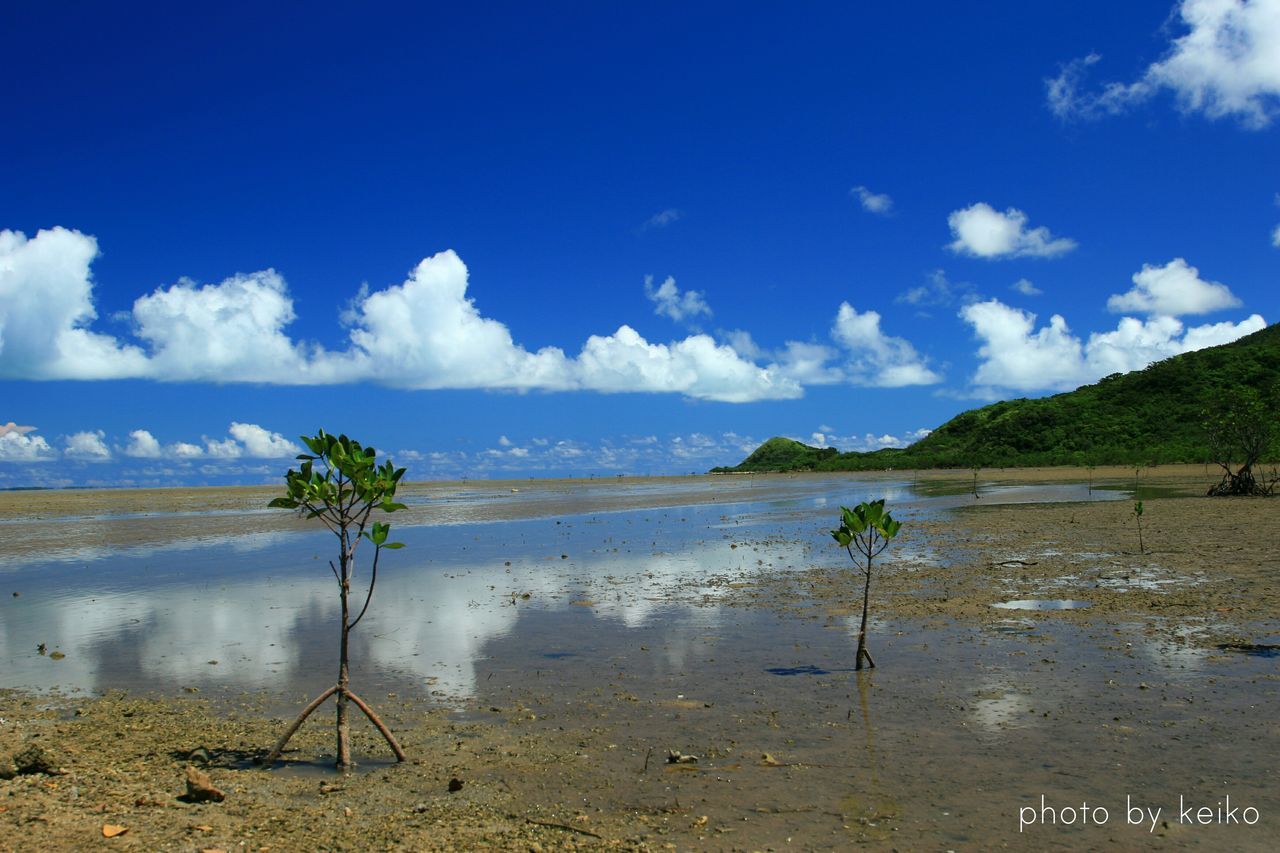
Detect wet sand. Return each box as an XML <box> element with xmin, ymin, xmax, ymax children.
<box><xmin>2</xmin><ymin>466</ymin><xmax>1277</xmax><ymax>850</ymax></box>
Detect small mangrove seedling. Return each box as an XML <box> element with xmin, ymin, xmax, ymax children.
<box><xmin>1133</xmin><ymin>500</ymin><xmax>1145</xmax><ymax>555</ymax></box>
<box><xmin>262</xmin><ymin>430</ymin><xmax>408</xmax><ymax>771</ymax></box>
<box><xmin>831</xmin><ymin>499</ymin><xmax>902</xmax><ymax>670</ymax></box>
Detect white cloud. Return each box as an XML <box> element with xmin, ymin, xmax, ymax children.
<box><xmin>1107</xmin><ymin>258</ymin><xmax>1241</xmax><ymax>316</ymax></box>
<box><xmin>131</xmin><ymin>270</ymin><xmax>314</xmax><ymax>383</ymax></box>
<box><xmin>0</xmin><ymin>229</ymin><xmax>927</xmax><ymax>403</ymax></box>
<box><xmin>0</xmin><ymin>228</ymin><xmax>148</xmax><ymax>380</ymax></box>
<box><xmin>1012</xmin><ymin>278</ymin><xmax>1042</xmax><ymax>296</ymax></box>
<box><xmin>640</xmin><ymin>208</ymin><xmax>682</xmax><ymax>230</ymax></box>
<box><xmin>852</xmin><ymin>185</ymin><xmax>894</xmax><ymax>215</ymax></box>
<box><xmin>832</xmin><ymin>303</ymin><xmax>942</xmax><ymax>386</ymax></box>
<box><xmin>643</xmin><ymin>275</ymin><xmax>711</xmax><ymax>325</ymax></box>
<box><xmin>205</xmin><ymin>438</ymin><xmax>242</xmax><ymax>459</ymax></box>
<box><xmin>721</xmin><ymin>329</ymin><xmax>765</xmax><ymax>360</ymax></box>
<box><xmin>1272</xmin><ymin>223</ymin><xmax>1280</xmax><ymax>246</ymax></box>
<box><xmin>1048</xmin><ymin>0</ymin><xmax>1280</xmax><ymax>128</ymax></box>
<box><xmin>0</xmin><ymin>430</ymin><xmax>57</xmax><ymax>462</ymax></box>
<box><xmin>124</xmin><ymin>423</ymin><xmax>299</xmax><ymax>462</ymax></box>
<box><xmin>64</xmin><ymin>430</ymin><xmax>111</xmax><ymax>461</ymax></box>
<box><xmin>124</xmin><ymin>429</ymin><xmax>164</xmax><ymax>459</ymax></box>
<box><xmin>961</xmin><ymin>298</ymin><xmax>1267</xmax><ymax>394</ymax></box>
<box><xmin>725</xmin><ymin>304</ymin><xmax>939</xmax><ymax>389</ymax></box>
<box><xmin>947</xmin><ymin>203</ymin><xmax>1077</xmax><ymax>259</ymax></box>
<box><xmin>772</xmin><ymin>341</ymin><xmax>844</xmax><ymax>385</ymax></box>
<box><xmin>228</xmin><ymin>422</ymin><xmax>301</xmax><ymax>458</ymax></box>
<box><xmin>575</xmin><ymin>326</ymin><xmax>800</xmax><ymax>402</ymax></box>
<box><xmin>171</xmin><ymin>442</ymin><xmax>205</xmax><ymax>459</ymax></box>
<box><xmin>326</xmin><ymin>250</ymin><xmax>576</xmax><ymax>391</ymax></box>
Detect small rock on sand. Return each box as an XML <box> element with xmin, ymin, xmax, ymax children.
<box><xmin>182</xmin><ymin>766</ymin><xmax>226</xmax><ymax>803</ymax></box>
<box><xmin>13</xmin><ymin>745</ymin><xmax>56</xmax><ymax>775</ymax></box>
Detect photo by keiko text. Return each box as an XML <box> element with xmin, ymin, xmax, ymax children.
<box><xmin>1019</xmin><ymin>795</ymin><xmax>1261</xmax><ymax>833</ymax></box>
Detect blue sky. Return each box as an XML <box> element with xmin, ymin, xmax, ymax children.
<box><xmin>2</xmin><ymin>1</ymin><xmax>1277</xmax><ymax>486</ymax></box>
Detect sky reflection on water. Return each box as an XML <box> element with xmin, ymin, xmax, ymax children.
<box><xmin>1</xmin><ymin>477</ymin><xmax>1126</xmax><ymax>703</ymax></box>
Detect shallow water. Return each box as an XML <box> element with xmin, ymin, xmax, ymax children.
<box><xmin>992</xmin><ymin>599</ymin><xmax>1093</xmax><ymax>611</ymax></box>
<box><xmin>6</xmin><ymin>476</ymin><xmax>1279</xmax><ymax>848</ymax></box>
<box><xmin>2</xmin><ymin>477</ymin><xmax>1124</xmax><ymax>702</ymax></box>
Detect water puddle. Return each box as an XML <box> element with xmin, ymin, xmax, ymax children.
<box><xmin>0</xmin><ymin>478</ymin><xmax>1167</xmax><ymax>704</ymax></box>
<box><xmin>765</xmin><ymin>664</ymin><xmax>846</xmax><ymax>676</ymax></box>
<box><xmin>991</xmin><ymin>599</ymin><xmax>1092</xmax><ymax>611</ymax></box>
<box><xmin>987</xmin><ymin>618</ymin><xmax>1038</xmax><ymax>634</ymax></box>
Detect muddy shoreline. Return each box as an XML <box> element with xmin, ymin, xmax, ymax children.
<box><xmin>2</xmin><ymin>468</ymin><xmax>1277</xmax><ymax>850</ymax></box>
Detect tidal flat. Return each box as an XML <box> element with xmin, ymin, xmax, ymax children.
<box><xmin>1</xmin><ymin>466</ymin><xmax>1277</xmax><ymax>850</ymax></box>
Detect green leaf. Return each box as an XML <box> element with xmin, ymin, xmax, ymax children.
<box><xmin>381</xmin><ymin>542</ymin><xmax>405</xmax><ymax>550</ymax></box>
<box><xmin>268</xmin><ymin>497</ymin><xmax>299</xmax><ymax>509</ymax></box>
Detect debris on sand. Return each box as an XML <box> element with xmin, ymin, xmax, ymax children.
<box><xmin>181</xmin><ymin>766</ymin><xmax>226</xmax><ymax>803</ymax></box>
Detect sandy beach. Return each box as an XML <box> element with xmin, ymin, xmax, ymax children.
<box><xmin>2</xmin><ymin>466</ymin><xmax>1277</xmax><ymax>850</ymax></box>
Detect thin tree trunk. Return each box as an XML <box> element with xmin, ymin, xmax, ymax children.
<box><xmin>855</xmin><ymin>558</ymin><xmax>875</xmax><ymax>670</ymax></box>
<box><xmin>336</xmin><ymin>564</ymin><xmax>352</xmax><ymax>771</ymax></box>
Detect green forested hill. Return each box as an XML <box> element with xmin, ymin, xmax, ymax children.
<box><xmin>720</xmin><ymin>436</ymin><xmax>839</xmax><ymax>472</ymax></box>
<box><xmin>714</xmin><ymin>322</ymin><xmax>1280</xmax><ymax>473</ymax></box>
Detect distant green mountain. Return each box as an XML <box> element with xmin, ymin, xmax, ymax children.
<box><xmin>717</xmin><ymin>436</ymin><xmax>839</xmax><ymax>473</ymax></box>
<box><xmin>714</xmin><ymin>322</ymin><xmax>1280</xmax><ymax>473</ymax></box>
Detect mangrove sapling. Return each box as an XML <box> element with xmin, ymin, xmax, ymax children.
<box><xmin>262</xmin><ymin>430</ymin><xmax>408</xmax><ymax>771</ymax></box>
<box><xmin>1133</xmin><ymin>501</ymin><xmax>1144</xmax><ymax>555</ymax></box>
<box><xmin>831</xmin><ymin>500</ymin><xmax>902</xmax><ymax>670</ymax></box>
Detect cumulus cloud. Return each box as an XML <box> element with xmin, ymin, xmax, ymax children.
<box><xmin>947</xmin><ymin>203</ymin><xmax>1077</xmax><ymax>259</ymax></box>
<box><xmin>1047</xmin><ymin>0</ymin><xmax>1280</xmax><ymax>128</ymax></box>
<box><xmin>1272</xmin><ymin>223</ymin><xmax>1280</xmax><ymax>246</ymax></box>
<box><xmin>576</xmin><ymin>326</ymin><xmax>799</xmax><ymax>402</ymax></box>
<box><xmin>327</xmin><ymin>250</ymin><xmax>575</xmax><ymax>390</ymax></box>
<box><xmin>228</xmin><ymin>422</ymin><xmax>302</xmax><ymax>457</ymax></box>
<box><xmin>206</xmin><ymin>438</ymin><xmax>242</xmax><ymax>459</ymax></box>
<box><xmin>1012</xmin><ymin>278</ymin><xmax>1042</xmax><ymax>296</ymax></box>
<box><xmin>723</xmin><ymin>304</ymin><xmax>939</xmax><ymax>389</ymax></box>
<box><xmin>171</xmin><ymin>442</ymin><xmax>205</xmax><ymax>459</ymax></box>
<box><xmin>124</xmin><ymin>429</ymin><xmax>164</xmax><ymax>458</ymax></box>
<box><xmin>643</xmin><ymin>275</ymin><xmax>712</xmax><ymax>325</ymax></box>
<box><xmin>131</xmin><ymin>270</ymin><xmax>314</xmax><ymax>383</ymax></box>
<box><xmin>852</xmin><ymin>185</ymin><xmax>894</xmax><ymax>215</ymax></box>
<box><xmin>0</xmin><ymin>422</ymin><xmax>36</xmax><ymax>437</ymax></box>
<box><xmin>64</xmin><ymin>430</ymin><xmax>111</xmax><ymax>461</ymax></box>
<box><xmin>0</xmin><ymin>429</ymin><xmax>57</xmax><ymax>462</ymax></box>
<box><xmin>1</xmin><ymin>231</ymin><xmax>798</xmax><ymax>403</ymax></box>
<box><xmin>771</xmin><ymin>341</ymin><xmax>845</xmax><ymax>386</ymax></box>
<box><xmin>961</xmin><ymin>297</ymin><xmax>1266</xmax><ymax>394</ymax></box>
<box><xmin>0</xmin><ymin>228</ymin><xmax>148</xmax><ymax>380</ymax></box>
<box><xmin>123</xmin><ymin>423</ymin><xmax>300</xmax><ymax>461</ymax></box>
<box><xmin>832</xmin><ymin>303</ymin><xmax>942</xmax><ymax>386</ymax></box>
<box><xmin>1106</xmin><ymin>258</ymin><xmax>1241</xmax><ymax>316</ymax></box>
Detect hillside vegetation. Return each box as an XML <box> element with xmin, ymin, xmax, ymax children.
<box><xmin>713</xmin><ymin>322</ymin><xmax>1280</xmax><ymax>473</ymax></box>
